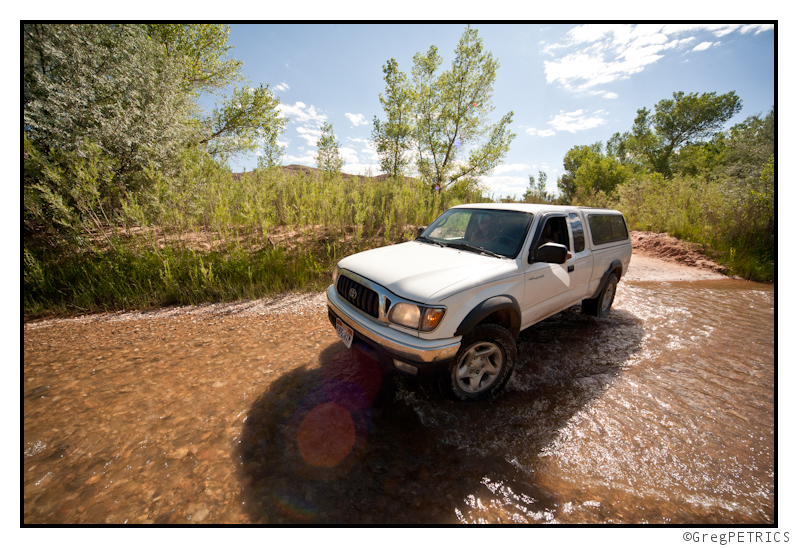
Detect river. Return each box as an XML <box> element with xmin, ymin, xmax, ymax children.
<box><xmin>23</xmin><ymin>275</ymin><xmax>774</xmax><ymax>524</ymax></box>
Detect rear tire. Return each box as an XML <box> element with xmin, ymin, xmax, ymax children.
<box><xmin>582</xmin><ymin>273</ymin><xmax>618</xmax><ymax>317</ymax></box>
<box><xmin>448</xmin><ymin>324</ymin><xmax>516</xmax><ymax>401</ymax></box>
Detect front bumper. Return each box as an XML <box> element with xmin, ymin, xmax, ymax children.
<box><xmin>326</xmin><ymin>285</ymin><xmax>461</xmax><ymax>374</ymax></box>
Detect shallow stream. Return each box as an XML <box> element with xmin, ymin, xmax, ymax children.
<box><xmin>23</xmin><ymin>278</ymin><xmax>774</xmax><ymax>524</ymax></box>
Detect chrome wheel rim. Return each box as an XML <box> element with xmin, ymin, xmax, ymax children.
<box><xmin>601</xmin><ymin>278</ymin><xmax>616</xmax><ymax>313</ymax></box>
<box><xmin>455</xmin><ymin>342</ymin><xmax>503</xmax><ymax>394</ymax></box>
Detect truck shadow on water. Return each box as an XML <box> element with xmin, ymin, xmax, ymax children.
<box><xmin>237</xmin><ymin>305</ymin><xmax>644</xmax><ymax>524</ymax></box>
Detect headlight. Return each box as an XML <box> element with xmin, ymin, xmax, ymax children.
<box><xmin>389</xmin><ymin>303</ymin><xmax>420</xmax><ymax>329</ymax></box>
<box><xmin>332</xmin><ymin>265</ymin><xmax>339</xmax><ymax>285</ymax></box>
<box><xmin>389</xmin><ymin>302</ymin><xmax>445</xmax><ymax>331</ymax></box>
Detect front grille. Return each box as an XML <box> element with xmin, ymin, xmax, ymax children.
<box><xmin>337</xmin><ymin>275</ymin><xmax>379</xmax><ymax>318</ymax></box>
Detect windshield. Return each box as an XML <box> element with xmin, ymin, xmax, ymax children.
<box><xmin>419</xmin><ymin>208</ymin><xmax>533</xmax><ymax>259</ymax></box>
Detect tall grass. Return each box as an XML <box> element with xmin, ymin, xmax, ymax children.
<box><xmin>613</xmin><ymin>174</ymin><xmax>774</xmax><ymax>282</ymax></box>
<box><xmin>24</xmin><ymin>148</ymin><xmax>479</xmax><ymax>317</ymax></box>
<box><xmin>123</xmin><ymin>150</ymin><xmax>453</xmax><ymax>247</ymax></box>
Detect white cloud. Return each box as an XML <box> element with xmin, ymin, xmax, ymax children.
<box><xmin>482</xmin><ymin>175</ymin><xmax>529</xmax><ymax>199</ymax></box>
<box><xmin>711</xmin><ymin>25</ymin><xmax>741</xmax><ymax>38</ymax></box>
<box><xmin>526</xmin><ymin>128</ymin><xmax>556</xmax><ymax>137</ymax></box>
<box><xmin>277</xmin><ymin>102</ymin><xmax>327</xmax><ymax>124</ymax></box>
<box><xmin>273</xmin><ymin>82</ymin><xmax>290</xmax><ymax>92</ymax></box>
<box><xmin>740</xmin><ymin>24</ymin><xmax>775</xmax><ymax>35</ymax></box>
<box><xmin>339</xmin><ymin>147</ymin><xmax>359</xmax><ymax>164</ymax></box>
<box><xmin>541</xmin><ymin>24</ymin><xmax>770</xmax><ymax>92</ymax></box>
<box><xmin>526</xmin><ymin>110</ymin><xmax>607</xmax><ymax>137</ymax></box>
<box><xmin>296</xmin><ymin>126</ymin><xmax>322</xmax><ymax>146</ymax></box>
<box><xmin>588</xmin><ymin>90</ymin><xmax>619</xmax><ymax>99</ymax></box>
<box><xmin>341</xmin><ymin>163</ymin><xmax>379</xmax><ymax>176</ymax></box>
<box><xmin>549</xmin><ymin>109</ymin><xmax>606</xmax><ymax>133</ymax></box>
<box><xmin>493</xmin><ymin>163</ymin><xmax>532</xmax><ymax>175</ymax></box>
<box><xmin>692</xmin><ymin>41</ymin><xmax>720</xmax><ymax>52</ymax></box>
<box><xmin>361</xmin><ymin>144</ymin><xmax>379</xmax><ymax>162</ymax></box>
<box><xmin>483</xmin><ymin>169</ymin><xmax>562</xmax><ymax>198</ymax></box>
<box><xmin>344</xmin><ymin>113</ymin><xmax>369</xmax><ymax>127</ymax></box>
<box><xmin>284</xmin><ymin>151</ymin><xmax>316</xmax><ymax>165</ymax></box>
<box><xmin>344</xmin><ymin>137</ymin><xmax>379</xmax><ymax>161</ymax></box>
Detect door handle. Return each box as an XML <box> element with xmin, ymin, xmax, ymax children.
<box><xmin>567</xmin><ymin>265</ymin><xmax>574</xmax><ymax>273</ymax></box>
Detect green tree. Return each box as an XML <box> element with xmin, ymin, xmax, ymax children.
<box><xmin>23</xmin><ymin>24</ymin><xmax>195</xmax><ymax>234</ymax></box>
<box><xmin>409</xmin><ymin>25</ymin><xmax>516</xmax><ymax>190</ymax></box>
<box><xmin>557</xmin><ymin>143</ymin><xmax>602</xmax><ymax>203</ymax></box>
<box><xmin>23</xmin><ymin>23</ymin><xmax>288</xmax><ymax>235</ymax></box>
<box><xmin>669</xmin><ymin>133</ymin><xmax>727</xmax><ymax>180</ymax></box>
<box><xmin>557</xmin><ymin>142</ymin><xmax>630</xmax><ymax>204</ymax></box>
<box><xmin>24</xmin><ymin>24</ymin><xmax>194</xmax><ymax>180</ymax></box>
<box><xmin>721</xmin><ymin>108</ymin><xmax>775</xmax><ymax>262</ymax></box>
<box><xmin>146</xmin><ymin>24</ymin><xmax>286</xmax><ymax>158</ymax></box>
<box><xmin>722</xmin><ymin>107</ymin><xmax>775</xmax><ymax>184</ymax></box>
<box><xmin>145</xmin><ymin>24</ymin><xmax>243</xmax><ymax>95</ymax></box>
<box><xmin>256</xmin><ymin>124</ymin><xmax>286</xmax><ymax>169</ymax></box>
<box><xmin>199</xmin><ymin>84</ymin><xmax>286</xmax><ymax>157</ymax></box>
<box><xmin>757</xmin><ymin>154</ymin><xmax>775</xmax><ymax>219</ymax></box>
<box><xmin>371</xmin><ymin>59</ymin><xmax>414</xmax><ymax>177</ymax></box>
<box><xmin>316</xmin><ymin>122</ymin><xmax>344</xmax><ymax>173</ymax></box>
<box><xmin>626</xmin><ymin>91</ymin><xmax>742</xmax><ymax>177</ymax></box>
<box><xmin>573</xmin><ymin>154</ymin><xmax>631</xmax><ymax>196</ymax></box>
<box><xmin>523</xmin><ymin>170</ymin><xmax>552</xmax><ymax>203</ymax></box>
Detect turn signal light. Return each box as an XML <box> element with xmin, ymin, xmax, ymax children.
<box><xmin>421</xmin><ymin>308</ymin><xmax>445</xmax><ymax>331</ymax></box>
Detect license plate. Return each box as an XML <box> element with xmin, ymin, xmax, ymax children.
<box><xmin>335</xmin><ymin>318</ymin><xmax>354</xmax><ymax>349</ymax></box>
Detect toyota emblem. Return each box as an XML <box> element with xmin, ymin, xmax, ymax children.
<box><xmin>348</xmin><ymin>288</ymin><xmax>358</xmax><ymax>299</ymax></box>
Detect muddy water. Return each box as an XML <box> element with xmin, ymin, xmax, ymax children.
<box><xmin>23</xmin><ymin>278</ymin><xmax>774</xmax><ymax>524</ymax></box>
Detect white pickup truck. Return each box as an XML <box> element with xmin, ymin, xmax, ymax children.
<box><xmin>327</xmin><ymin>203</ymin><xmax>632</xmax><ymax>401</ymax></box>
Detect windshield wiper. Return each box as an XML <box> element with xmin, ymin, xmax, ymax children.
<box><xmin>415</xmin><ymin>236</ymin><xmax>445</xmax><ymax>247</ymax></box>
<box><xmin>444</xmin><ymin>242</ymin><xmax>505</xmax><ymax>259</ymax></box>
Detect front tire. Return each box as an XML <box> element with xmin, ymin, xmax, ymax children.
<box><xmin>449</xmin><ymin>324</ymin><xmax>516</xmax><ymax>401</ymax></box>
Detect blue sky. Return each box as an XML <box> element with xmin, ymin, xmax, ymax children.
<box><xmin>204</xmin><ymin>23</ymin><xmax>774</xmax><ymax>198</ymax></box>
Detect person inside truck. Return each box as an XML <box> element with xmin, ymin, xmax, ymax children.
<box><xmin>537</xmin><ymin>218</ymin><xmax>572</xmax><ymax>260</ymax></box>
<box><xmin>472</xmin><ymin>214</ymin><xmax>500</xmax><ymax>243</ymax></box>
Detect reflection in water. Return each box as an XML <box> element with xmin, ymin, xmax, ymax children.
<box><xmin>24</xmin><ymin>279</ymin><xmax>774</xmax><ymax>524</ymax></box>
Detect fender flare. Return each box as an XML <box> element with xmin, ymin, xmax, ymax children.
<box><xmin>454</xmin><ymin>295</ymin><xmax>521</xmax><ymax>339</ymax></box>
<box><xmin>588</xmin><ymin>259</ymin><xmax>623</xmax><ymax>300</ymax></box>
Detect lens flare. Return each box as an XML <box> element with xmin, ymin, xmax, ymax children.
<box><xmin>297</xmin><ymin>402</ymin><xmax>356</xmax><ymax>467</ymax></box>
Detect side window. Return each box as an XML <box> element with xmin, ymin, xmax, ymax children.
<box><xmin>610</xmin><ymin>215</ymin><xmax>629</xmax><ymax>240</ymax></box>
<box><xmin>568</xmin><ymin>213</ymin><xmax>585</xmax><ymax>253</ymax></box>
<box><xmin>588</xmin><ymin>214</ymin><xmax>629</xmax><ymax>245</ymax></box>
<box><xmin>537</xmin><ymin>216</ymin><xmax>570</xmax><ymax>250</ymax></box>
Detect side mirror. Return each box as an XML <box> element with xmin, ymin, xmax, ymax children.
<box><xmin>533</xmin><ymin>242</ymin><xmax>568</xmax><ymax>264</ymax></box>
<box><xmin>416</xmin><ymin>226</ymin><xmax>427</xmax><ymax>238</ymax></box>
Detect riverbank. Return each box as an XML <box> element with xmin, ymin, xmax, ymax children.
<box><xmin>623</xmin><ymin>231</ymin><xmax>728</xmax><ymax>282</ymax></box>
<box><xmin>25</xmin><ymin>230</ymin><xmax>731</xmax><ymax>328</ymax></box>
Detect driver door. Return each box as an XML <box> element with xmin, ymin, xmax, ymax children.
<box><xmin>521</xmin><ymin>214</ymin><xmax>574</xmax><ymax>324</ymax></box>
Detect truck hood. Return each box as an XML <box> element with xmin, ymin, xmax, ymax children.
<box><xmin>337</xmin><ymin>241</ymin><xmax>511</xmax><ymax>304</ymax></box>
